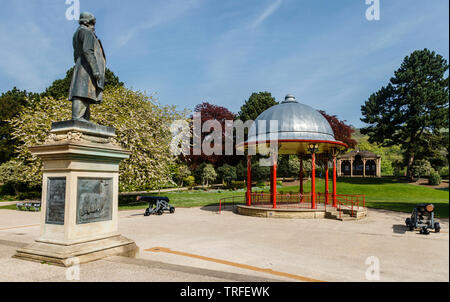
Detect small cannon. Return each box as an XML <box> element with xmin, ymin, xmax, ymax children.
<box><xmin>137</xmin><ymin>196</ymin><xmax>175</xmax><ymax>216</ymax></box>
<box><xmin>405</xmin><ymin>203</ymin><xmax>440</xmax><ymax>235</ymax></box>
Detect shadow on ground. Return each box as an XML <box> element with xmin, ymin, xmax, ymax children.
<box><xmin>392</xmin><ymin>224</ymin><xmax>408</xmax><ymax>234</ymax></box>
<box><xmin>200</xmin><ymin>203</ymin><xmax>238</xmax><ymax>214</ymax></box>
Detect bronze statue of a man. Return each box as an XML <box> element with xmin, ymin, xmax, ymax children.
<box><xmin>68</xmin><ymin>12</ymin><xmax>106</xmax><ymax>121</ymax></box>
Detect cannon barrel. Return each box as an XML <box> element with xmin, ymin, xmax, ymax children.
<box><xmin>137</xmin><ymin>195</ymin><xmax>169</xmax><ymax>203</ymax></box>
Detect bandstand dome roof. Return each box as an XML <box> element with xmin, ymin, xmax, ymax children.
<box><xmin>239</xmin><ymin>94</ymin><xmax>348</xmax><ymax>155</ymax></box>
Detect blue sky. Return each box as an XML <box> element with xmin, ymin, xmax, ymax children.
<box><xmin>0</xmin><ymin>0</ymin><xmax>448</xmax><ymax>128</ymax></box>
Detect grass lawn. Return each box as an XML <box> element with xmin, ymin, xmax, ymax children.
<box><xmin>119</xmin><ymin>178</ymin><xmax>449</xmax><ymax>218</ymax></box>
<box><xmin>279</xmin><ymin>177</ymin><xmax>449</xmax><ymax>218</ymax></box>
<box><xmin>0</xmin><ymin>204</ymin><xmax>17</xmax><ymax>210</ymax></box>
<box><xmin>118</xmin><ymin>190</ymin><xmax>244</xmax><ymax>211</ymax></box>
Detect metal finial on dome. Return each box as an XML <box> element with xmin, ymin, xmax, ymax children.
<box><xmin>282</xmin><ymin>94</ymin><xmax>297</xmax><ymax>103</ymax></box>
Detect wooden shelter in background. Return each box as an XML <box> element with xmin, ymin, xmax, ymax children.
<box><xmin>337</xmin><ymin>150</ymin><xmax>381</xmax><ymax>177</ymax></box>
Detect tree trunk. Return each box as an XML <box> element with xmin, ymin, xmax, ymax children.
<box><xmin>407</xmin><ymin>154</ymin><xmax>414</xmax><ymax>180</ymax></box>
<box><xmin>13</xmin><ymin>184</ymin><xmax>20</xmax><ymax>197</ymax></box>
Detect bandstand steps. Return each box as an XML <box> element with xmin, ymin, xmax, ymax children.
<box><xmin>325</xmin><ymin>210</ymin><xmax>346</xmax><ymax>220</ymax></box>
<box><xmin>336</xmin><ymin>216</ymin><xmax>357</xmax><ymax>221</ymax></box>
<box><xmin>325</xmin><ymin>208</ymin><xmax>367</xmax><ymax>221</ymax></box>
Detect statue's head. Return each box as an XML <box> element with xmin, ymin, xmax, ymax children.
<box><xmin>79</xmin><ymin>12</ymin><xmax>96</xmax><ymax>27</ymax></box>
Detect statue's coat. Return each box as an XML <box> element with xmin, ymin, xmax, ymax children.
<box><xmin>68</xmin><ymin>25</ymin><xmax>106</xmax><ymax>103</ymax></box>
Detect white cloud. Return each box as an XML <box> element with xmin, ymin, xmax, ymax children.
<box><xmin>250</xmin><ymin>0</ymin><xmax>283</xmax><ymax>29</ymax></box>
<box><xmin>116</xmin><ymin>0</ymin><xmax>202</xmax><ymax>48</ymax></box>
<box><xmin>198</xmin><ymin>1</ymin><xmax>284</xmax><ymax>92</ymax></box>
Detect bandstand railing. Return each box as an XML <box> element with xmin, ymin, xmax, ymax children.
<box><xmin>218</xmin><ymin>195</ymin><xmax>246</xmax><ymax>214</ymax></box>
<box><xmin>218</xmin><ymin>192</ymin><xmax>365</xmax><ymax>215</ymax></box>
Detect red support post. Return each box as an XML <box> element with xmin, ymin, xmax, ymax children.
<box><xmin>311</xmin><ymin>153</ymin><xmax>316</xmax><ymax>209</ymax></box>
<box><xmin>270</xmin><ymin>166</ymin><xmax>273</xmax><ymax>203</ymax></box>
<box><xmin>332</xmin><ymin>156</ymin><xmax>337</xmax><ymax>207</ymax></box>
<box><xmin>246</xmin><ymin>156</ymin><xmax>252</xmax><ymax>206</ymax></box>
<box><xmin>299</xmin><ymin>157</ymin><xmax>304</xmax><ymax>202</ymax></box>
<box><xmin>271</xmin><ymin>162</ymin><xmax>277</xmax><ymax>209</ymax></box>
<box><xmin>325</xmin><ymin>158</ymin><xmax>329</xmax><ymax>205</ymax></box>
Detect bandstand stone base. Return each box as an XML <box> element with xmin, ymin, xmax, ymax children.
<box><xmin>236</xmin><ymin>205</ymin><xmax>368</xmax><ymax>220</ymax></box>
<box><xmin>237</xmin><ymin>205</ymin><xmax>325</xmax><ymax>219</ymax></box>
<box><xmin>13</xmin><ymin>120</ymin><xmax>139</xmax><ymax>267</ymax></box>
<box><xmin>237</xmin><ymin>205</ymin><xmax>326</xmax><ymax>219</ymax></box>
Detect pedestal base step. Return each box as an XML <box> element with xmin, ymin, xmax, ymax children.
<box><xmin>13</xmin><ymin>235</ymin><xmax>138</xmax><ymax>267</ymax></box>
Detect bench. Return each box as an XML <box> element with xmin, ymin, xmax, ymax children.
<box><xmin>16</xmin><ymin>202</ymin><xmax>41</xmax><ymax>212</ymax></box>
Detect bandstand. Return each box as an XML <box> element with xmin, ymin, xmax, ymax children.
<box><xmin>234</xmin><ymin>94</ymin><xmax>367</xmax><ymax>220</ymax></box>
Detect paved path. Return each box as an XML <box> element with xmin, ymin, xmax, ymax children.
<box><xmin>0</xmin><ymin>207</ymin><xmax>448</xmax><ymax>282</ymax></box>
<box><xmin>0</xmin><ymin>201</ymin><xmax>18</xmax><ymax>207</ymax></box>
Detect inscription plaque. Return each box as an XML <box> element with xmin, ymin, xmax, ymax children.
<box><xmin>46</xmin><ymin>177</ymin><xmax>66</xmax><ymax>225</ymax></box>
<box><xmin>77</xmin><ymin>177</ymin><xmax>113</xmax><ymax>224</ymax></box>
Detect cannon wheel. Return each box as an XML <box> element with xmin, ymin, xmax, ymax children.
<box><xmin>144</xmin><ymin>209</ymin><xmax>150</xmax><ymax>216</ymax></box>
<box><xmin>405</xmin><ymin>218</ymin><xmax>415</xmax><ymax>231</ymax></box>
<box><xmin>157</xmin><ymin>209</ymin><xmax>163</xmax><ymax>215</ymax></box>
<box><xmin>434</xmin><ymin>222</ymin><xmax>441</xmax><ymax>233</ymax></box>
<box><xmin>420</xmin><ymin>227</ymin><xmax>430</xmax><ymax>235</ymax></box>
<box><xmin>170</xmin><ymin>207</ymin><xmax>175</xmax><ymax>214</ymax></box>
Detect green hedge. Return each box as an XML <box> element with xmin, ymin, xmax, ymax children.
<box><xmin>0</xmin><ymin>182</ymin><xmax>41</xmax><ymax>200</ymax></box>
<box><xmin>256</xmin><ymin>181</ymin><xmax>266</xmax><ymax>188</ymax></box>
<box><xmin>439</xmin><ymin>166</ymin><xmax>449</xmax><ymax>179</ymax></box>
<box><xmin>118</xmin><ymin>195</ymin><xmax>146</xmax><ymax>206</ymax></box>
<box><xmin>227</xmin><ymin>180</ymin><xmax>246</xmax><ymax>190</ymax></box>
<box><xmin>428</xmin><ymin>170</ymin><xmax>442</xmax><ymax>186</ymax></box>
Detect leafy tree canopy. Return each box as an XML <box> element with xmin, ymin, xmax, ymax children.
<box><xmin>319</xmin><ymin>110</ymin><xmax>357</xmax><ymax>149</ymax></box>
<box><xmin>237</xmin><ymin>92</ymin><xmax>278</xmax><ymax>122</ymax></box>
<box><xmin>2</xmin><ymin>86</ymin><xmax>185</xmax><ymax>191</ymax></box>
<box><xmin>360</xmin><ymin>49</ymin><xmax>449</xmax><ymax>178</ymax></box>
<box><xmin>250</xmin><ymin>160</ymin><xmax>270</xmax><ymax>181</ymax></box>
<box><xmin>201</xmin><ymin>163</ymin><xmax>217</xmax><ymax>186</ymax></box>
<box><xmin>182</xmin><ymin>102</ymin><xmax>237</xmax><ymax>168</ymax></box>
<box><xmin>0</xmin><ymin>67</ymin><xmax>123</xmax><ymax>164</ymax></box>
<box><xmin>217</xmin><ymin>164</ymin><xmax>237</xmax><ymax>185</ymax></box>
<box><xmin>0</xmin><ymin>88</ymin><xmax>40</xmax><ymax>163</ymax></box>
<box><xmin>172</xmin><ymin>163</ymin><xmax>192</xmax><ymax>186</ymax></box>
<box><xmin>411</xmin><ymin>159</ymin><xmax>432</xmax><ymax>179</ymax></box>
<box><xmin>41</xmin><ymin>67</ymin><xmax>124</xmax><ymax>100</ymax></box>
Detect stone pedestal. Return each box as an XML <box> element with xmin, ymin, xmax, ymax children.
<box><xmin>14</xmin><ymin>120</ymin><xmax>138</xmax><ymax>267</ymax></box>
